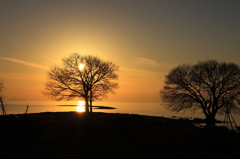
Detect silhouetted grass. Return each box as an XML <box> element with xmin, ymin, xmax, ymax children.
<box><xmin>0</xmin><ymin>112</ymin><xmax>239</xmax><ymax>159</ymax></box>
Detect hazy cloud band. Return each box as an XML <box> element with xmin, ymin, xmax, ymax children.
<box><xmin>38</xmin><ymin>54</ymin><xmax>55</xmax><ymax>62</ymax></box>
<box><xmin>134</xmin><ymin>57</ymin><xmax>158</xmax><ymax>66</ymax></box>
<box><xmin>0</xmin><ymin>57</ymin><xmax>48</xmax><ymax>69</ymax></box>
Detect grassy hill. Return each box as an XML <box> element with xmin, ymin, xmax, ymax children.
<box><xmin>0</xmin><ymin>112</ymin><xmax>239</xmax><ymax>159</ymax></box>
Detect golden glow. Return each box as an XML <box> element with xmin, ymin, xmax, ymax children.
<box><xmin>77</xmin><ymin>101</ymin><xmax>85</xmax><ymax>105</ymax></box>
<box><xmin>76</xmin><ymin>101</ymin><xmax>85</xmax><ymax>112</ymax></box>
<box><xmin>79</xmin><ymin>64</ymin><xmax>84</xmax><ymax>70</ymax></box>
<box><xmin>76</xmin><ymin>106</ymin><xmax>85</xmax><ymax>112</ymax></box>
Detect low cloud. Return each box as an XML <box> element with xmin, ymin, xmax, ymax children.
<box><xmin>133</xmin><ymin>57</ymin><xmax>175</xmax><ymax>69</ymax></box>
<box><xmin>38</xmin><ymin>54</ymin><xmax>55</xmax><ymax>62</ymax></box>
<box><xmin>0</xmin><ymin>57</ymin><xmax>48</xmax><ymax>69</ymax></box>
<box><xmin>133</xmin><ymin>57</ymin><xmax>158</xmax><ymax>66</ymax></box>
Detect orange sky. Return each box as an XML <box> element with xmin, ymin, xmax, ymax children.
<box><xmin>1</xmin><ymin>1</ymin><xmax>240</xmax><ymax>102</ymax></box>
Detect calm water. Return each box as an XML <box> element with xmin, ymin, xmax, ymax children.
<box><xmin>3</xmin><ymin>100</ymin><xmax>240</xmax><ymax>126</ymax></box>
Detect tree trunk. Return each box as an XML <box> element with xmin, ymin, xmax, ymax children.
<box><xmin>84</xmin><ymin>97</ymin><xmax>89</xmax><ymax>113</ymax></box>
<box><xmin>89</xmin><ymin>99</ymin><xmax>93</xmax><ymax>113</ymax></box>
<box><xmin>205</xmin><ymin>113</ymin><xmax>216</xmax><ymax>129</ymax></box>
<box><xmin>89</xmin><ymin>90</ymin><xmax>93</xmax><ymax>113</ymax></box>
<box><xmin>0</xmin><ymin>97</ymin><xmax>6</xmax><ymax>115</ymax></box>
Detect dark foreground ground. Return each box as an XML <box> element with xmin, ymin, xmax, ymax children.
<box><xmin>0</xmin><ymin>112</ymin><xmax>240</xmax><ymax>159</ymax></box>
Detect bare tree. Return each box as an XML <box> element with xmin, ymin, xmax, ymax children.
<box><xmin>0</xmin><ymin>80</ymin><xmax>6</xmax><ymax>115</ymax></box>
<box><xmin>43</xmin><ymin>53</ymin><xmax>119</xmax><ymax>113</ymax></box>
<box><xmin>160</xmin><ymin>60</ymin><xmax>240</xmax><ymax>128</ymax></box>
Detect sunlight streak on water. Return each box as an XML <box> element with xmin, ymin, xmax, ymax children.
<box><xmin>77</xmin><ymin>101</ymin><xmax>85</xmax><ymax>106</ymax></box>
<box><xmin>76</xmin><ymin>101</ymin><xmax>85</xmax><ymax>112</ymax></box>
<box><xmin>76</xmin><ymin>106</ymin><xmax>85</xmax><ymax>112</ymax></box>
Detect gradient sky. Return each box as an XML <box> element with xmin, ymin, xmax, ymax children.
<box><xmin>1</xmin><ymin>0</ymin><xmax>240</xmax><ymax>102</ymax></box>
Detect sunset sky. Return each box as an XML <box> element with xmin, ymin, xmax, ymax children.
<box><xmin>1</xmin><ymin>0</ymin><xmax>240</xmax><ymax>102</ymax></box>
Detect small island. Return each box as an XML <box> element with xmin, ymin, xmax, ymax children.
<box><xmin>57</xmin><ymin>105</ymin><xmax>116</xmax><ymax>109</ymax></box>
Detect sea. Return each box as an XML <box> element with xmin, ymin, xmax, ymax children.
<box><xmin>3</xmin><ymin>100</ymin><xmax>240</xmax><ymax>126</ymax></box>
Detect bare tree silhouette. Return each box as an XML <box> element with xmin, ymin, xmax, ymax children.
<box><xmin>0</xmin><ymin>80</ymin><xmax>6</xmax><ymax>115</ymax></box>
<box><xmin>43</xmin><ymin>53</ymin><xmax>119</xmax><ymax>113</ymax></box>
<box><xmin>160</xmin><ymin>60</ymin><xmax>240</xmax><ymax>128</ymax></box>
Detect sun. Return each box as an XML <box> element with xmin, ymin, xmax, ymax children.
<box><xmin>79</xmin><ymin>64</ymin><xmax>84</xmax><ymax>70</ymax></box>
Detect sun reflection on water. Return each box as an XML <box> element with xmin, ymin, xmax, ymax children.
<box><xmin>76</xmin><ymin>101</ymin><xmax>85</xmax><ymax>112</ymax></box>
<box><xmin>76</xmin><ymin>106</ymin><xmax>85</xmax><ymax>112</ymax></box>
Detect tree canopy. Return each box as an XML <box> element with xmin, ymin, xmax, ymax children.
<box><xmin>160</xmin><ymin>60</ymin><xmax>240</xmax><ymax>127</ymax></box>
<box><xmin>43</xmin><ymin>53</ymin><xmax>119</xmax><ymax>113</ymax></box>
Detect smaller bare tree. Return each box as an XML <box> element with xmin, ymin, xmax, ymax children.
<box><xmin>0</xmin><ymin>80</ymin><xmax>6</xmax><ymax>115</ymax></box>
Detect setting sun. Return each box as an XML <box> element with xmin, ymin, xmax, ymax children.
<box><xmin>79</xmin><ymin>64</ymin><xmax>84</xmax><ymax>70</ymax></box>
<box><xmin>1</xmin><ymin>1</ymin><xmax>240</xmax><ymax>158</ymax></box>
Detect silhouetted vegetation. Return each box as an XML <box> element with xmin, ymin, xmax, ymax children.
<box><xmin>0</xmin><ymin>80</ymin><xmax>6</xmax><ymax>115</ymax></box>
<box><xmin>43</xmin><ymin>53</ymin><xmax>119</xmax><ymax>113</ymax></box>
<box><xmin>160</xmin><ymin>60</ymin><xmax>240</xmax><ymax>128</ymax></box>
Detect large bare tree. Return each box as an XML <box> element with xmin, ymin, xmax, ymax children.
<box><xmin>0</xmin><ymin>80</ymin><xmax>6</xmax><ymax>115</ymax></box>
<box><xmin>160</xmin><ymin>60</ymin><xmax>240</xmax><ymax>128</ymax></box>
<box><xmin>43</xmin><ymin>53</ymin><xmax>119</xmax><ymax>113</ymax></box>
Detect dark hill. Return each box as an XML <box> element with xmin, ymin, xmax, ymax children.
<box><xmin>0</xmin><ymin>112</ymin><xmax>239</xmax><ymax>159</ymax></box>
